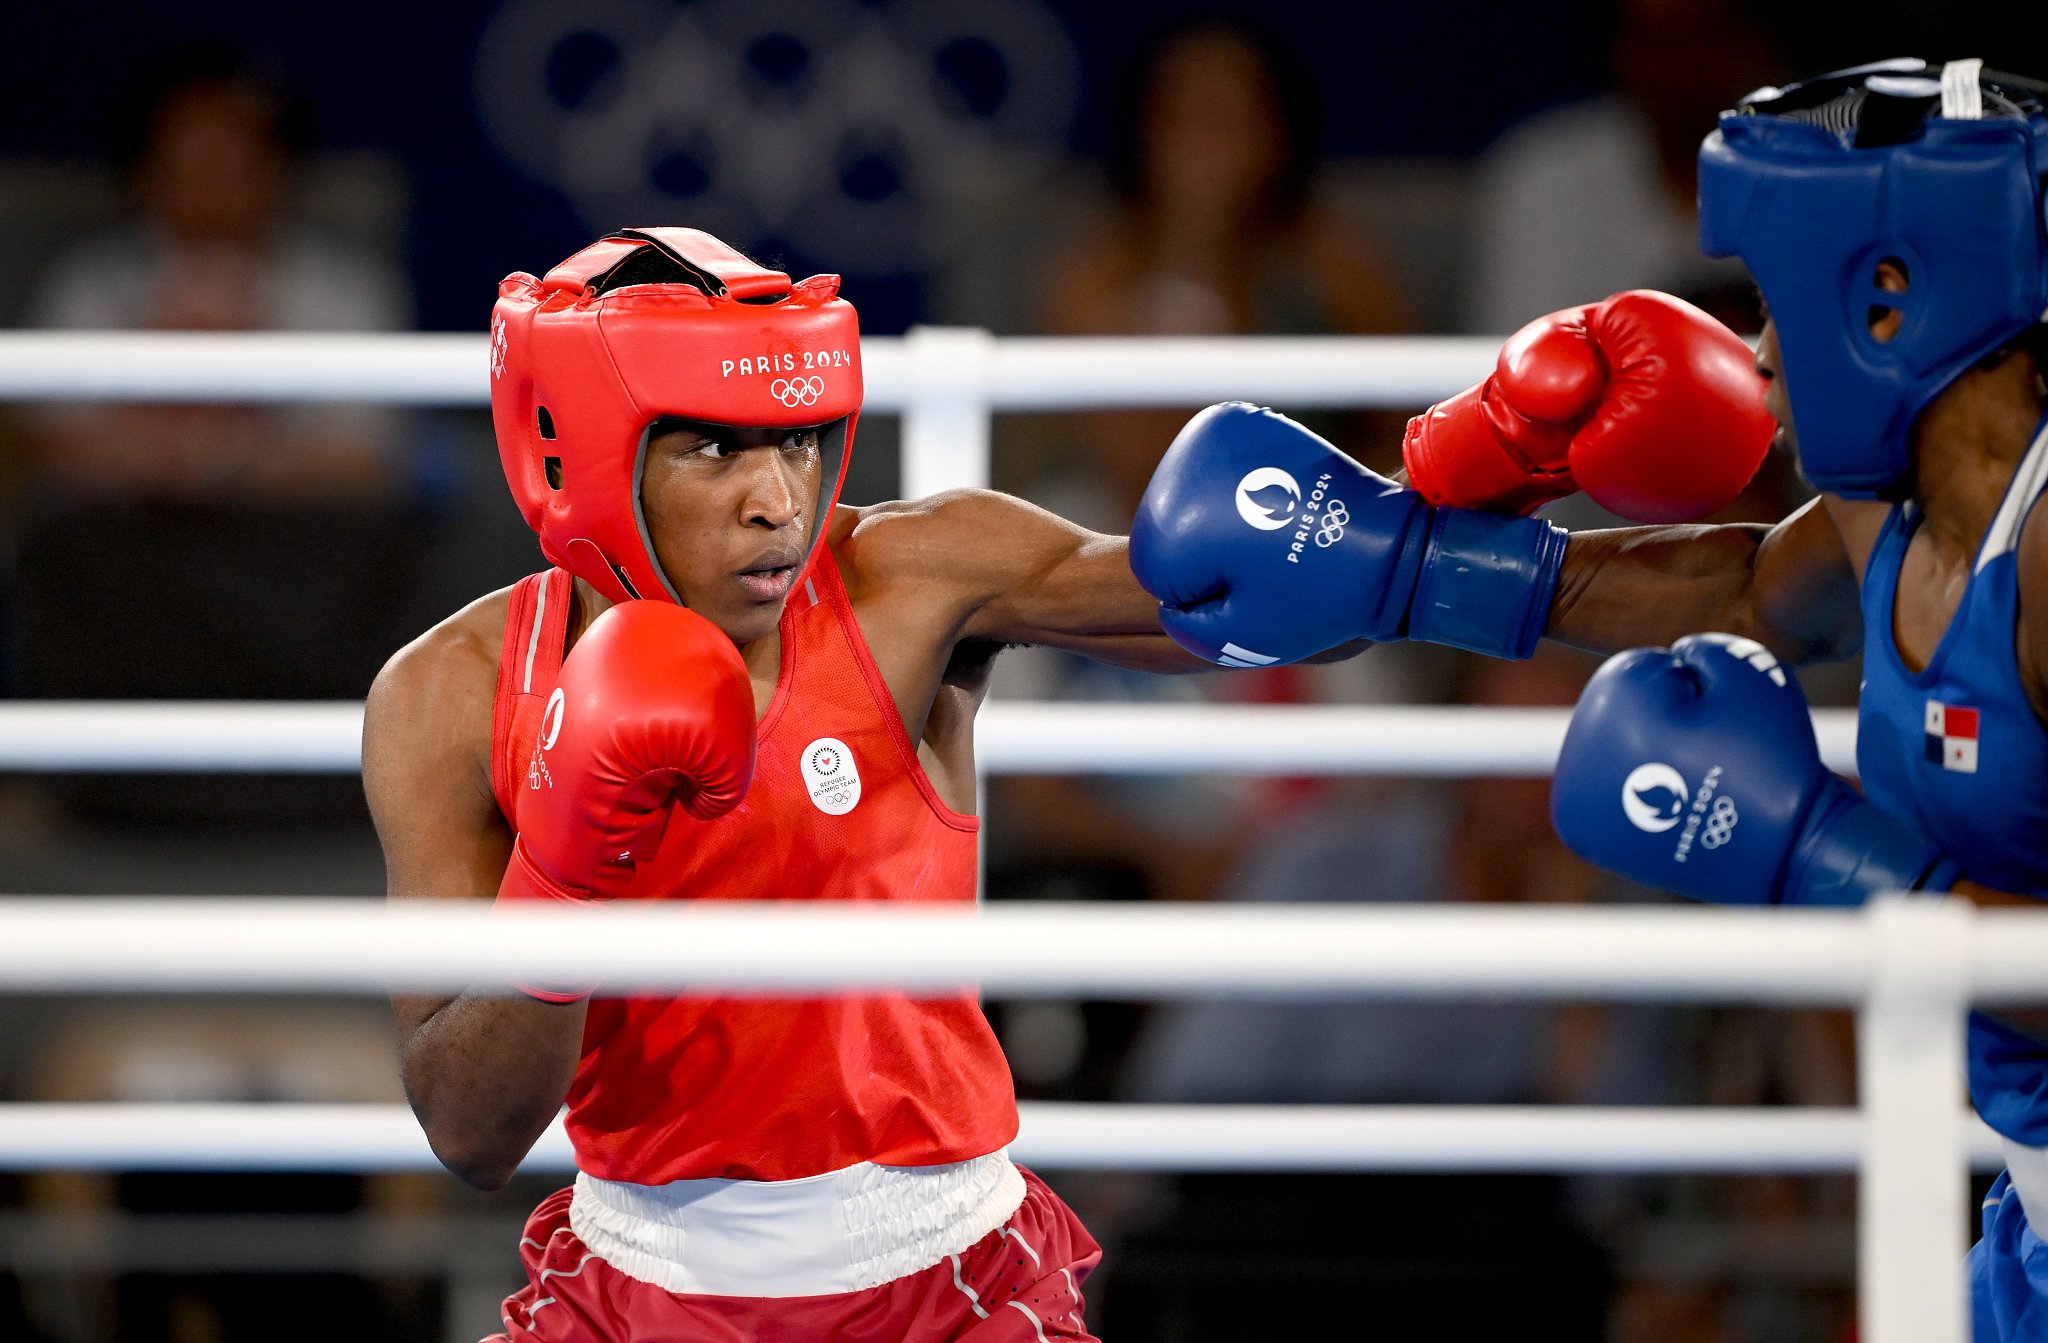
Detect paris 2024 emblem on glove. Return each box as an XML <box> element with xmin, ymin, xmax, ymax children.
<box><xmin>1552</xmin><ymin>633</ymin><xmax>1958</xmax><ymax>907</ymax></box>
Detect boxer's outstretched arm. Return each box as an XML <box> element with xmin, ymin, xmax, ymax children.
<box><xmin>851</xmin><ymin>489</ymin><xmax>1215</xmax><ymax>672</ymax></box>
<box><xmin>1548</xmin><ymin>496</ymin><xmax>1874</xmax><ymax>664</ymax></box>
<box><xmin>364</xmin><ymin>611</ymin><xmax>587</xmax><ymax>1191</ymax></box>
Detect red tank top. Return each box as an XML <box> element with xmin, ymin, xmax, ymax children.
<box><xmin>490</xmin><ymin>548</ymin><xmax>1018</xmax><ymax>1183</ymax></box>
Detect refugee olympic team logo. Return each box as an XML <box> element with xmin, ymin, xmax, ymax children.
<box><xmin>802</xmin><ymin>736</ymin><xmax>862</xmax><ymax>816</ymax></box>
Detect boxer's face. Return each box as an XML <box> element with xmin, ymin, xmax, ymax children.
<box><xmin>1754</xmin><ymin>261</ymin><xmax>1909</xmax><ymax>459</ymax></box>
<box><xmin>1754</xmin><ymin>316</ymin><xmax>1795</xmax><ymax>456</ymax></box>
<box><xmin>638</xmin><ymin>421</ymin><xmax>824</xmax><ymax>648</ymax></box>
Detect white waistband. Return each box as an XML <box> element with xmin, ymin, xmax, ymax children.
<box><xmin>2001</xmin><ymin>1136</ymin><xmax>2048</xmax><ymax>1240</ymax></box>
<box><xmin>568</xmin><ymin>1150</ymin><xmax>1025</xmax><ymax>1298</ymax></box>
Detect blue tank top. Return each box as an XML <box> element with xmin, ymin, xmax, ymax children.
<box><xmin>1857</xmin><ymin>416</ymin><xmax>2048</xmax><ymax>1143</ymax></box>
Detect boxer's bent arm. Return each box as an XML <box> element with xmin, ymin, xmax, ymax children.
<box><xmin>364</xmin><ymin>619</ymin><xmax>587</xmax><ymax>1191</ymax></box>
<box><xmin>1547</xmin><ymin>497</ymin><xmax>1864</xmax><ymax>664</ymax></box>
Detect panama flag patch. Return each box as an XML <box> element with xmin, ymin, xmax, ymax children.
<box><xmin>1924</xmin><ymin>700</ymin><xmax>1980</xmax><ymax>773</ymax></box>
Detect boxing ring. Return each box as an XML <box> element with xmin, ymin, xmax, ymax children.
<box><xmin>0</xmin><ymin>328</ymin><xmax>2036</xmax><ymax>1343</ymax></box>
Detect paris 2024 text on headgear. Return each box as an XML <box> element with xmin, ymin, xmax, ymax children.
<box><xmin>1699</xmin><ymin>57</ymin><xmax>2048</xmax><ymax>499</ymax></box>
<box><xmin>489</xmin><ymin>227</ymin><xmax>863</xmax><ymax>606</ymax></box>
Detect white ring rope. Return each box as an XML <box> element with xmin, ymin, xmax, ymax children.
<box><xmin>0</xmin><ymin>701</ymin><xmax>1864</xmax><ymax>775</ymax></box>
<box><xmin>0</xmin><ymin>331</ymin><xmax>1502</xmax><ymax>408</ymax></box>
<box><xmin>0</xmin><ymin>1103</ymin><xmax>2006</xmax><ymax>1175</ymax></box>
<box><xmin>0</xmin><ymin>897</ymin><xmax>2035</xmax><ymax>1005</ymax></box>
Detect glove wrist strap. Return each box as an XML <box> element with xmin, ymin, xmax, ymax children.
<box><xmin>495</xmin><ymin>840</ymin><xmax>598</xmax><ymax>1003</ymax></box>
<box><xmin>1406</xmin><ymin>509</ymin><xmax>1566</xmax><ymax>659</ymax></box>
<box><xmin>1786</xmin><ymin>784</ymin><xmax>1962</xmax><ymax>907</ymax></box>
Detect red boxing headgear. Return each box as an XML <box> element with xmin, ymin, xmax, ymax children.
<box><xmin>490</xmin><ymin>227</ymin><xmax>862</xmax><ymax>605</ymax></box>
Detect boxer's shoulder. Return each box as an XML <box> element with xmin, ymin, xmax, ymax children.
<box><xmin>380</xmin><ymin>587</ymin><xmax>514</xmax><ymax>694</ymax></box>
<box><xmin>365</xmin><ymin>586</ymin><xmax>513</xmax><ymax>775</ymax></box>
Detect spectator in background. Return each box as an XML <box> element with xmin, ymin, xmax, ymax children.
<box><xmin>1463</xmin><ymin>0</ymin><xmax>1777</xmax><ymax>335</ymax></box>
<box><xmin>9</xmin><ymin>43</ymin><xmax>430</xmax><ymax>714</ymax></box>
<box><xmin>1036</xmin><ymin>10</ymin><xmax>1413</xmax><ymax>516</ymax></box>
<box><xmin>2</xmin><ymin>53</ymin><xmax>433</xmax><ymax>1338</ymax></box>
<box><xmin>26</xmin><ymin>42</ymin><xmax>413</xmax><ymax>501</ymax></box>
<box><xmin>985</xmin><ymin>13</ymin><xmax>1435</xmax><ymax>1103</ymax></box>
<box><xmin>1459</xmin><ymin>0</ymin><xmax>1839</xmax><ymax>692</ymax></box>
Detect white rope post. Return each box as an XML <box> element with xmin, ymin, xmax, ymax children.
<box><xmin>901</xmin><ymin>326</ymin><xmax>995</xmax><ymax>498</ymax></box>
<box><xmin>1859</xmin><ymin>895</ymin><xmax>1972</xmax><ymax>1343</ymax></box>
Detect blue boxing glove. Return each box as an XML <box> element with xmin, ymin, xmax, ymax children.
<box><xmin>1129</xmin><ymin>402</ymin><xmax>1567</xmax><ymax>666</ymax></box>
<box><xmin>1552</xmin><ymin>633</ymin><xmax>1962</xmax><ymax>906</ymax></box>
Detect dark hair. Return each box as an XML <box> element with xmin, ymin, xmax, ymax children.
<box><xmin>1102</xmin><ymin>8</ymin><xmax>1321</xmax><ymax>217</ymax></box>
<box><xmin>106</xmin><ymin>41</ymin><xmax>311</xmax><ymax>170</ymax></box>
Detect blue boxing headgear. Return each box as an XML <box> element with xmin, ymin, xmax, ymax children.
<box><xmin>1699</xmin><ymin>58</ymin><xmax>2048</xmax><ymax>499</ymax></box>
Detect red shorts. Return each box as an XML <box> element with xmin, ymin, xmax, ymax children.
<box><xmin>487</xmin><ymin>1166</ymin><xmax>1101</xmax><ymax>1343</ymax></box>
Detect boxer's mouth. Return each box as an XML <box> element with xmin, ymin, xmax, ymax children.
<box><xmin>734</xmin><ymin>549</ymin><xmax>803</xmax><ymax>603</ymax></box>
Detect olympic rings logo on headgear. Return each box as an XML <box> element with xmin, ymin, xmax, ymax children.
<box><xmin>1314</xmin><ymin>499</ymin><xmax>1350</xmax><ymax>548</ymax></box>
<box><xmin>770</xmin><ymin>376</ymin><xmax>826</xmax><ymax>408</ymax></box>
<box><xmin>1699</xmin><ymin>795</ymin><xmax>1740</xmax><ymax>849</ymax></box>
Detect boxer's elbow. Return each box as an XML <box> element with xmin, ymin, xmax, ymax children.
<box><xmin>437</xmin><ymin>1143</ymin><xmax>522</xmax><ymax>1193</ymax></box>
<box><xmin>397</xmin><ymin>995</ymin><xmax>583</xmax><ymax>1189</ymax></box>
<box><xmin>401</xmin><ymin>1044</ymin><xmax>566</xmax><ymax>1190</ymax></box>
<box><xmin>415</xmin><ymin>1099</ymin><xmax>549</xmax><ymax>1191</ymax></box>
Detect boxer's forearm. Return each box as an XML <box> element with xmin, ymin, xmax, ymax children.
<box><xmin>1548</xmin><ymin>496</ymin><xmax>1862</xmax><ymax>663</ymax></box>
<box><xmin>1548</xmin><ymin>524</ymin><xmax>1769</xmax><ymax>653</ymax></box>
<box><xmin>397</xmin><ymin>991</ymin><xmax>586</xmax><ymax>1190</ymax></box>
<box><xmin>1549</xmin><ymin>521</ymin><xmax>1858</xmax><ymax>665</ymax></box>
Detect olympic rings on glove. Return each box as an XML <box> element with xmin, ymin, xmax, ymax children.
<box><xmin>1700</xmin><ymin>795</ymin><xmax>1740</xmax><ymax>849</ymax></box>
<box><xmin>1314</xmin><ymin>499</ymin><xmax>1351</xmax><ymax>548</ymax></box>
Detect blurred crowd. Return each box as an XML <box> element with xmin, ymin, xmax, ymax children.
<box><xmin>0</xmin><ymin>2</ymin><xmax>1905</xmax><ymax>1340</ymax></box>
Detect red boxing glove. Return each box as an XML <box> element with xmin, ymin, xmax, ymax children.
<box><xmin>1402</xmin><ymin>290</ymin><xmax>1773</xmax><ymax>523</ymax></box>
<box><xmin>497</xmin><ymin>601</ymin><xmax>756</xmax><ymax>997</ymax></box>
